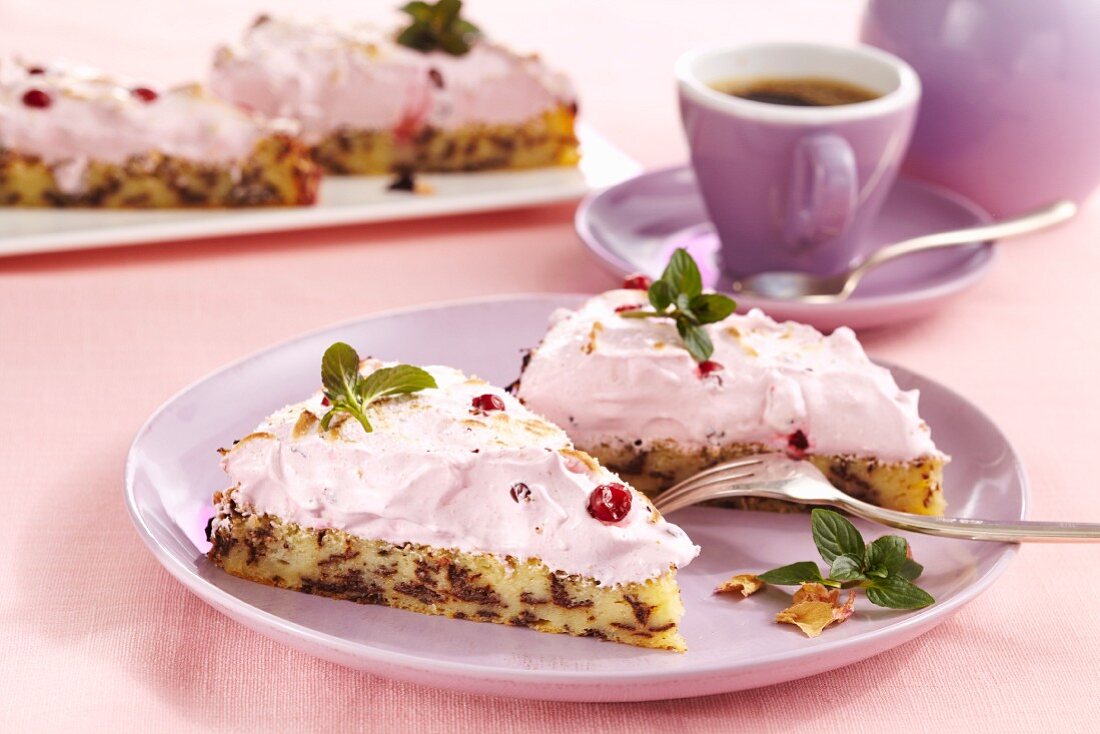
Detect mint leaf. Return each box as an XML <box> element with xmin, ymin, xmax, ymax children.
<box><xmin>865</xmin><ymin>535</ymin><xmax>910</xmax><ymax>576</ymax></box>
<box><xmin>625</xmin><ymin>248</ymin><xmax>736</xmax><ymax>363</ymax></box>
<box><xmin>897</xmin><ymin>558</ymin><xmax>924</xmax><ymax>581</ymax></box>
<box><xmin>676</xmin><ymin>320</ymin><xmax>714</xmax><ymax>363</ymax></box>
<box><xmin>675</xmin><ymin>292</ymin><xmax>694</xmax><ymax>316</ymax></box>
<box><xmin>754</xmin><ymin>511</ymin><xmax>935</xmax><ymax>617</ymax></box>
<box><xmin>402</xmin><ymin>1</ymin><xmax>432</xmax><ymax>20</ymax></box>
<box><xmin>758</xmin><ymin>561</ymin><xmax>825</xmax><ymax>586</ymax></box>
<box><xmin>811</xmin><ymin>509</ymin><xmax>866</xmax><ymax>564</ymax></box>
<box><xmin>396</xmin><ymin>0</ymin><xmax>481</xmax><ymax>55</ymax></box>
<box><xmin>319</xmin><ymin>342</ymin><xmax>436</xmax><ymax>435</ymax></box>
<box><xmin>648</xmin><ymin>280</ymin><xmax>674</xmax><ymax>311</ymax></box>
<box><xmin>358</xmin><ymin>365</ymin><xmax>438</xmax><ymax>402</ymax></box>
<box><xmin>436</xmin><ymin>0</ymin><xmax>461</xmax><ymax>25</ymax></box>
<box><xmin>864</xmin><ymin>575</ymin><xmax>935</xmax><ymax>609</ymax></box>
<box><xmin>690</xmin><ymin>293</ymin><xmax>737</xmax><ymax>324</ymax></box>
<box><xmin>828</xmin><ymin>553</ymin><xmax>866</xmax><ymax>581</ymax></box>
<box><xmin>321</xmin><ymin>397</ymin><xmax>371</xmax><ymax>433</ymax></box>
<box><xmin>321</xmin><ymin>342</ymin><xmax>361</xmax><ymax>401</ymax></box>
<box><xmin>661</xmin><ymin>248</ymin><xmax>703</xmax><ymax>298</ymax></box>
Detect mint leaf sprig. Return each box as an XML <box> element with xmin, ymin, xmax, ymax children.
<box><xmin>619</xmin><ymin>248</ymin><xmax>736</xmax><ymax>362</ymax></box>
<box><xmin>396</xmin><ymin>0</ymin><xmax>481</xmax><ymax>56</ymax></box>
<box><xmin>320</xmin><ymin>342</ymin><xmax>437</xmax><ymax>433</ymax></box>
<box><xmin>757</xmin><ymin>509</ymin><xmax>934</xmax><ymax>610</ymax></box>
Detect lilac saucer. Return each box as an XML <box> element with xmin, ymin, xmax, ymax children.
<box><xmin>126</xmin><ymin>295</ymin><xmax>1024</xmax><ymax>701</ymax></box>
<box><xmin>576</xmin><ymin>166</ymin><xmax>995</xmax><ymax>331</ymax></box>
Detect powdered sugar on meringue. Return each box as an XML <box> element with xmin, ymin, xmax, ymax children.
<box><xmin>209</xmin><ymin>16</ymin><xmax>575</xmax><ymax>143</ymax></box>
<box><xmin>517</xmin><ymin>291</ymin><xmax>942</xmax><ymax>462</ymax></box>
<box><xmin>220</xmin><ymin>361</ymin><xmax>697</xmax><ymax>587</ymax></box>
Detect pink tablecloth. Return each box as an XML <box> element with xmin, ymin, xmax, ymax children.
<box><xmin>2</xmin><ymin>1</ymin><xmax>1098</xmax><ymax>730</ymax></box>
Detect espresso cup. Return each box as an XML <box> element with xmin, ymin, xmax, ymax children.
<box><xmin>676</xmin><ymin>42</ymin><xmax>921</xmax><ymax>277</ymax></box>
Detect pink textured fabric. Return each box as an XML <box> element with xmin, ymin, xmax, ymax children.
<box><xmin>2</xmin><ymin>1</ymin><xmax>1099</xmax><ymax>731</ymax></box>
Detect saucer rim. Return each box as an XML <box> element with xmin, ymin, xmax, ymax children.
<box><xmin>575</xmin><ymin>164</ymin><xmax>996</xmax><ymax>315</ymax></box>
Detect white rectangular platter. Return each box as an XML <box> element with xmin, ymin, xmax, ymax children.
<box><xmin>0</xmin><ymin>125</ymin><xmax>639</xmax><ymax>257</ymax></box>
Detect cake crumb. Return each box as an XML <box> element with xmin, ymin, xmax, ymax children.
<box><xmin>387</xmin><ymin>167</ymin><xmax>435</xmax><ymax>195</ymax></box>
<box><xmin>581</xmin><ymin>321</ymin><xmax>604</xmax><ymax>354</ymax></box>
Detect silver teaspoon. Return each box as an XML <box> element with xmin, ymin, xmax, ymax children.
<box><xmin>732</xmin><ymin>200</ymin><xmax>1077</xmax><ymax>303</ymax></box>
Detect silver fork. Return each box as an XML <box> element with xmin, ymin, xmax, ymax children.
<box><xmin>652</xmin><ymin>454</ymin><xmax>1100</xmax><ymax>542</ymax></box>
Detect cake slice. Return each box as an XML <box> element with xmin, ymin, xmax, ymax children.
<box><xmin>207</xmin><ymin>343</ymin><xmax>698</xmax><ymax>651</ymax></box>
<box><xmin>0</xmin><ymin>62</ymin><xmax>319</xmax><ymax>207</ymax></box>
<box><xmin>514</xmin><ymin>255</ymin><xmax>948</xmax><ymax>516</ymax></box>
<box><xmin>210</xmin><ymin>4</ymin><xmax>579</xmax><ymax>175</ymax></box>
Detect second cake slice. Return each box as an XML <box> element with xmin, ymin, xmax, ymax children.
<box><xmin>515</xmin><ymin>254</ymin><xmax>948</xmax><ymax>516</ymax></box>
<box><xmin>210</xmin><ymin>8</ymin><xmax>579</xmax><ymax>175</ymax></box>
<box><xmin>208</xmin><ymin>344</ymin><xmax>698</xmax><ymax>651</ymax></box>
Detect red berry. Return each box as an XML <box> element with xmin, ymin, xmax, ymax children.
<box><xmin>614</xmin><ymin>304</ymin><xmax>643</xmax><ymax>314</ymax></box>
<box><xmin>787</xmin><ymin>429</ymin><xmax>809</xmax><ymax>457</ymax></box>
<box><xmin>26</xmin><ymin>66</ymin><xmax>46</xmax><ymax>75</ymax></box>
<box><xmin>471</xmin><ymin>393</ymin><xmax>505</xmax><ymax>413</ymax></box>
<box><xmin>587</xmin><ymin>483</ymin><xmax>632</xmax><ymax>523</ymax></box>
<box><xmin>621</xmin><ymin>274</ymin><xmax>651</xmax><ymax>291</ymax></box>
<box><xmin>321</xmin><ymin>396</ymin><xmax>331</xmax><ymax>406</ymax></box>
<box><xmin>510</xmin><ymin>482</ymin><xmax>532</xmax><ymax>503</ymax></box>
<box><xmin>697</xmin><ymin>360</ymin><xmax>724</xmax><ymax>377</ymax></box>
<box><xmin>21</xmin><ymin>88</ymin><xmax>51</xmax><ymax>108</ymax></box>
<box><xmin>131</xmin><ymin>87</ymin><xmax>158</xmax><ymax>102</ymax></box>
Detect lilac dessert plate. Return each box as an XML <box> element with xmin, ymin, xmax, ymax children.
<box><xmin>125</xmin><ymin>295</ymin><xmax>1025</xmax><ymax>702</ymax></box>
<box><xmin>576</xmin><ymin>166</ymin><xmax>995</xmax><ymax>331</ymax></box>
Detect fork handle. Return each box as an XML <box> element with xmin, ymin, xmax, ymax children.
<box><xmin>677</xmin><ymin>486</ymin><xmax>1100</xmax><ymax>542</ymax></box>
<box><xmin>834</xmin><ymin>495</ymin><xmax>1100</xmax><ymax>543</ymax></box>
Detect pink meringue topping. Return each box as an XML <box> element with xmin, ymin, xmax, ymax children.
<box><xmin>0</xmin><ymin>61</ymin><xmax>293</xmax><ymax>193</ymax></box>
<box><xmin>218</xmin><ymin>361</ymin><xmax>698</xmax><ymax>587</ymax></box>
<box><xmin>209</xmin><ymin>16</ymin><xmax>575</xmax><ymax>143</ymax></box>
<box><xmin>517</xmin><ymin>291</ymin><xmax>943</xmax><ymax>462</ymax></box>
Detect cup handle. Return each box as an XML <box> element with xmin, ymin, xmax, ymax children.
<box><xmin>784</xmin><ymin>133</ymin><xmax>858</xmax><ymax>250</ymax></box>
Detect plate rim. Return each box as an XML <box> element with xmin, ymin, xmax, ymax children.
<box><xmin>124</xmin><ymin>293</ymin><xmax>1026</xmax><ymax>691</ymax></box>
<box><xmin>1</xmin><ymin>124</ymin><xmax>639</xmax><ymax>258</ymax></box>
<box><xmin>574</xmin><ymin>164</ymin><xmax>998</xmax><ymax>312</ymax></box>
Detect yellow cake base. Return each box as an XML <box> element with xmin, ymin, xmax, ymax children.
<box><xmin>311</xmin><ymin>106</ymin><xmax>580</xmax><ymax>175</ymax></box>
<box><xmin>208</xmin><ymin>489</ymin><xmax>687</xmax><ymax>651</ymax></box>
<box><xmin>587</xmin><ymin>441</ymin><xmax>947</xmax><ymax>516</ymax></box>
<box><xmin>0</xmin><ymin>134</ymin><xmax>320</xmax><ymax>208</ymax></box>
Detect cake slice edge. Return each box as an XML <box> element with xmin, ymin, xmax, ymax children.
<box><xmin>207</xmin><ymin>488</ymin><xmax>688</xmax><ymax>652</ymax></box>
<box><xmin>587</xmin><ymin>439</ymin><xmax>947</xmax><ymax>516</ymax></box>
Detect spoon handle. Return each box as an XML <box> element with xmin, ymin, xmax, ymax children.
<box><xmin>848</xmin><ymin>199</ymin><xmax>1077</xmax><ymax>286</ymax></box>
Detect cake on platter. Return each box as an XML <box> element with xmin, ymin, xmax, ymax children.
<box><xmin>208</xmin><ymin>343</ymin><xmax>698</xmax><ymax>651</ymax></box>
<box><xmin>210</xmin><ymin>1</ymin><xmax>579</xmax><ymax>175</ymax></box>
<box><xmin>0</xmin><ymin>61</ymin><xmax>319</xmax><ymax>208</ymax></box>
<box><xmin>514</xmin><ymin>251</ymin><xmax>948</xmax><ymax>516</ymax></box>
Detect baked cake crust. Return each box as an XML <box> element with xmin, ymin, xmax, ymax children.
<box><xmin>0</xmin><ymin>134</ymin><xmax>319</xmax><ymax>207</ymax></box>
<box><xmin>1</xmin><ymin>63</ymin><xmax>320</xmax><ymax>208</ymax></box>
<box><xmin>588</xmin><ymin>439</ymin><xmax>946</xmax><ymax>515</ymax></box>
<box><xmin>209</xmin><ymin>489</ymin><xmax>687</xmax><ymax>651</ymax></box>
<box><xmin>311</xmin><ymin>106</ymin><xmax>579</xmax><ymax>175</ymax></box>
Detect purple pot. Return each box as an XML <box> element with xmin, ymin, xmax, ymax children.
<box><xmin>862</xmin><ymin>0</ymin><xmax>1100</xmax><ymax>216</ymax></box>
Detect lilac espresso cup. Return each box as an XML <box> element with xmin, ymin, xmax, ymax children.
<box><xmin>676</xmin><ymin>43</ymin><xmax>920</xmax><ymax>277</ymax></box>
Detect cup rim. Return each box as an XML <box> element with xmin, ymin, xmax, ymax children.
<box><xmin>675</xmin><ymin>41</ymin><xmax>920</xmax><ymax>124</ymax></box>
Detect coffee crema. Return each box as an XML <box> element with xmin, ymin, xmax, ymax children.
<box><xmin>714</xmin><ymin>76</ymin><xmax>880</xmax><ymax>107</ymax></box>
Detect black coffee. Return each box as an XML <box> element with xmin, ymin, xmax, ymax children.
<box><xmin>716</xmin><ymin>77</ymin><xmax>879</xmax><ymax>107</ymax></box>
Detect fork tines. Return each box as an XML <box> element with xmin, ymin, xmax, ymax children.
<box><xmin>653</xmin><ymin>456</ymin><xmax>764</xmax><ymax>513</ymax></box>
